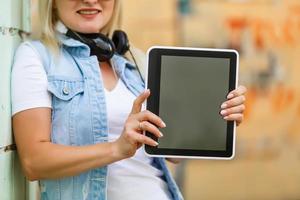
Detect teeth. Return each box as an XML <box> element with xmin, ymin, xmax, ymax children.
<box><xmin>78</xmin><ymin>10</ymin><xmax>99</xmax><ymax>15</ymax></box>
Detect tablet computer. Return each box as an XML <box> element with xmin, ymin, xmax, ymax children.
<box><xmin>144</xmin><ymin>46</ymin><xmax>239</xmax><ymax>159</ymax></box>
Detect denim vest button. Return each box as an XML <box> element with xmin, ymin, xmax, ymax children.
<box><xmin>63</xmin><ymin>87</ymin><xmax>69</xmax><ymax>95</ymax></box>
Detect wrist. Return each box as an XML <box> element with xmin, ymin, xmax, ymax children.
<box><xmin>110</xmin><ymin>141</ymin><xmax>124</xmax><ymax>161</ymax></box>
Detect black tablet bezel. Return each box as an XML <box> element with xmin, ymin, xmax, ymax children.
<box><xmin>145</xmin><ymin>47</ymin><xmax>238</xmax><ymax>159</ymax></box>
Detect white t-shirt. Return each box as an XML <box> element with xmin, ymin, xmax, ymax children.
<box><xmin>105</xmin><ymin>79</ymin><xmax>171</xmax><ymax>200</ymax></box>
<box><xmin>11</xmin><ymin>42</ymin><xmax>171</xmax><ymax>200</ymax></box>
<box><xmin>12</xmin><ymin>42</ymin><xmax>52</xmax><ymax>115</ymax></box>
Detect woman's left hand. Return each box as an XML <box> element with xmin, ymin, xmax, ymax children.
<box><xmin>220</xmin><ymin>85</ymin><xmax>247</xmax><ymax>126</ymax></box>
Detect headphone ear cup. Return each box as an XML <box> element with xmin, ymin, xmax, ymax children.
<box><xmin>112</xmin><ymin>30</ymin><xmax>130</xmax><ymax>55</ymax></box>
<box><xmin>94</xmin><ymin>33</ymin><xmax>116</xmax><ymax>61</ymax></box>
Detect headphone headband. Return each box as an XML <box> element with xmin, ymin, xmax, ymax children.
<box><xmin>66</xmin><ymin>29</ymin><xmax>130</xmax><ymax>62</ymax></box>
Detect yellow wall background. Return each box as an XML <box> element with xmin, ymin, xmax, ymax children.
<box><xmin>122</xmin><ymin>0</ymin><xmax>300</xmax><ymax>199</ymax></box>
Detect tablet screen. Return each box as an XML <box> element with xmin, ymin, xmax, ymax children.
<box><xmin>145</xmin><ymin>47</ymin><xmax>238</xmax><ymax>158</ymax></box>
<box><xmin>158</xmin><ymin>56</ymin><xmax>230</xmax><ymax>151</ymax></box>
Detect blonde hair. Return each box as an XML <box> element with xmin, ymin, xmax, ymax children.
<box><xmin>33</xmin><ymin>0</ymin><xmax>146</xmax><ymax>76</ymax></box>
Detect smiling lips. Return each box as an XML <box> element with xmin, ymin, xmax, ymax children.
<box><xmin>77</xmin><ymin>9</ymin><xmax>101</xmax><ymax>19</ymax></box>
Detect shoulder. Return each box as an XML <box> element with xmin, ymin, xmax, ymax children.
<box><xmin>13</xmin><ymin>40</ymin><xmax>56</xmax><ymax>73</ymax></box>
<box><xmin>14</xmin><ymin>41</ymin><xmax>43</xmax><ymax>64</ymax></box>
<box><xmin>12</xmin><ymin>41</ymin><xmax>46</xmax><ymax>78</ymax></box>
<box><xmin>11</xmin><ymin>42</ymin><xmax>52</xmax><ymax>116</ymax></box>
<box><xmin>12</xmin><ymin>40</ymin><xmax>48</xmax><ymax>76</ymax></box>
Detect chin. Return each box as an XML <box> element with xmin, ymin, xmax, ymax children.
<box><xmin>77</xmin><ymin>26</ymin><xmax>101</xmax><ymax>34</ymax></box>
<box><xmin>71</xmin><ymin>22</ymin><xmax>102</xmax><ymax>34</ymax></box>
<box><xmin>81</xmin><ymin>29</ymin><xmax>101</xmax><ymax>34</ymax></box>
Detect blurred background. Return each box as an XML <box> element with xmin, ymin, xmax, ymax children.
<box><xmin>120</xmin><ymin>1</ymin><xmax>300</xmax><ymax>199</ymax></box>
<box><xmin>1</xmin><ymin>0</ymin><xmax>300</xmax><ymax>199</ymax></box>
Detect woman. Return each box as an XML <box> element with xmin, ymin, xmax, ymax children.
<box><xmin>11</xmin><ymin>0</ymin><xmax>247</xmax><ymax>199</ymax></box>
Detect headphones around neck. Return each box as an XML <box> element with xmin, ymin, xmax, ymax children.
<box><xmin>66</xmin><ymin>29</ymin><xmax>130</xmax><ymax>62</ymax></box>
<box><xmin>65</xmin><ymin>29</ymin><xmax>144</xmax><ymax>81</ymax></box>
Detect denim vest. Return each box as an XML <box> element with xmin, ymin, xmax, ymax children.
<box><xmin>29</xmin><ymin>34</ymin><xmax>183</xmax><ymax>200</ymax></box>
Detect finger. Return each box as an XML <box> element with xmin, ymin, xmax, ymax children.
<box><xmin>137</xmin><ymin>110</ymin><xmax>166</xmax><ymax>128</ymax></box>
<box><xmin>140</xmin><ymin>121</ymin><xmax>163</xmax><ymax>138</ymax></box>
<box><xmin>166</xmin><ymin>158</ymin><xmax>182</xmax><ymax>164</ymax></box>
<box><xmin>220</xmin><ymin>104</ymin><xmax>245</xmax><ymax>117</ymax></box>
<box><xmin>131</xmin><ymin>89</ymin><xmax>151</xmax><ymax>114</ymax></box>
<box><xmin>131</xmin><ymin>132</ymin><xmax>158</xmax><ymax>146</ymax></box>
<box><xmin>221</xmin><ymin>95</ymin><xmax>246</xmax><ymax>109</ymax></box>
<box><xmin>227</xmin><ymin>85</ymin><xmax>247</xmax><ymax>99</ymax></box>
<box><xmin>223</xmin><ymin>113</ymin><xmax>243</xmax><ymax>124</ymax></box>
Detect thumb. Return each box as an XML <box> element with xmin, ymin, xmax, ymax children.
<box><xmin>131</xmin><ymin>89</ymin><xmax>150</xmax><ymax>114</ymax></box>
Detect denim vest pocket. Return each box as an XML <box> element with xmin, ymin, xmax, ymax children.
<box><xmin>48</xmin><ymin>76</ymin><xmax>84</xmax><ymax>101</ymax></box>
<box><xmin>47</xmin><ymin>76</ymin><xmax>84</xmax><ymax>145</ymax></box>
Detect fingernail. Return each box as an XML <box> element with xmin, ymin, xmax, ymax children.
<box><xmin>224</xmin><ymin>116</ymin><xmax>229</xmax><ymax>120</ymax></box>
<box><xmin>159</xmin><ymin>131</ymin><xmax>164</xmax><ymax>137</ymax></box>
<box><xmin>221</xmin><ymin>103</ymin><xmax>227</xmax><ymax>109</ymax></box>
<box><xmin>227</xmin><ymin>93</ymin><xmax>234</xmax><ymax>99</ymax></box>
<box><xmin>220</xmin><ymin>110</ymin><xmax>227</xmax><ymax>115</ymax></box>
<box><xmin>154</xmin><ymin>141</ymin><xmax>159</xmax><ymax>146</ymax></box>
<box><xmin>161</xmin><ymin>121</ymin><xmax>166</xmax><ymax>128</ymax></box>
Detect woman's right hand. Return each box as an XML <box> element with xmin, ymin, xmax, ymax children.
<box><xmin>113</xmin><ymin>89</ymin><xmax>166</xmax><ymax>159</ymax></box>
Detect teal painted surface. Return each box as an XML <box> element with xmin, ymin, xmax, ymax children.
<box><xmin>0</xmin><ymin>33</ymin><xmax>20</xmax><ymax>147</ymax></box>
<box><xmin>26</xmin><ymin>181</ymin><xmax>39</xmax><ymax>200</ymax></box>
<box><xmin>0</xmin><ymin>0</ymin><xmax>31</xmax><ymax>146</ymax></box>
<box><xmin>0</xmin><ymin>0</ymin><xmax>35</xmax><ymax>199</ymax></box>
<box><xmin>0</xmin><ymin>0</ymin><xmax>22</xmax><ymax>29</ymax></box>
<box><xmin>22</xmin><ymin>0</ymin><xmax>31</xmax><ymax>33</ymax></box>
<box><xmin>0</xmin><ymin>152</ymin><xmax>26</xmax><ymax>200</ymax></box>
